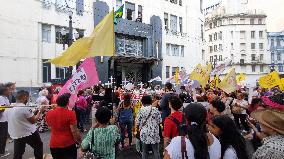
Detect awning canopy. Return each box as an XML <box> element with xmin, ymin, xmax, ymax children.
<box><xmin>111</xmin><ymin>55</ymin><xmax>159</xmax><ymax>64</ymax></box>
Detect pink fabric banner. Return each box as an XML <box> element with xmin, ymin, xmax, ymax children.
<box><xmin>59</xmin><ymin>58</ymin><xmax>99</xmax><ymax>108</ymax></box>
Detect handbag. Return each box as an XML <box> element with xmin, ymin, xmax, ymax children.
<box><xmin>136</xmin><ymin>107</ymin><xmax>152</xmax><ymax>139</ymax></box>
<box><xmin>83</xmin><ymin>129</ymin><xmax>101</xmax><ymax>159</ymax></box>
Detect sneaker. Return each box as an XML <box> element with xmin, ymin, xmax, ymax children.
<box><xmin>0</xmin><ymin>152</ymin><xmax>10</xmax><ymax>158</ymax></box>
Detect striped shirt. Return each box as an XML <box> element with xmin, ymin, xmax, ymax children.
<box><xmin>81</xmin><ymin>125</ymin><xmax>120</xmax><ymax>159</ymax></box>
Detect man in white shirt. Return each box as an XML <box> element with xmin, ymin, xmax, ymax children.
<box><xmin>5</xmin><ymin>90</ymin><xmax>44</xmax><ymax>159</ymax></box>
<box><xmin>0</xmin><ymin>85</ymin><xmax>10</xmax><ymax>158</ymax></box>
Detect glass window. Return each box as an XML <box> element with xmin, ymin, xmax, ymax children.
<box><xmin>181</xmin><ymin>46</ymin><xmax>184</xmax><ymax>57</ymax></box>
<box><xmin>116</xmin><ymin>35</ymin><xmax>144</xmax><ymax>56</ymax></box>
<box><xmin>251</xmin><ymin>43</ymin><xmax>256</xmax><ymax>50</ymax></box>
<box><xmin>277</xmin><ymin>39</ymin><xmax>281</xmax><ymax>46</ymax></box>
<box><xmin>170</xmin><ymin>0</ymin><xmax>177</xmax><ymax>4</ymax></box>
<box><xmin>277</xmin><ymin>53</ymin><xmax>281</xmax><ymax>61</ymax></box>
<box><xmin>214</xmin><ymin>32</ymin><xmax>217</xmax><ymax>40</ymax></box>
<box><xmin>210</xmin><ymin>56</ymin><xmax>213</xmax><ymax>62</ymax></box>
<box><xmin>240</xmin><ymin>43</ymin><xmax>246</xmax><ymax>50</ymax></box>
<box><xmin>76</xmin><ymin>0</ymin><xmax>84</xmax><ymax>16</ymax></box>
<box><xmin>250</xmin><ymin>18</ymin><xmax>254</xmax><ymax>24</ymax></box>
<box><xmin>240</xmin><ymin>31</ymin><xmax>246</xmax><ymax>39</ymax></box>
<box><xmin>116</xmin><ymin>0</ymin><xmax>123</xmax><ymax>9</ymax></box>
<box><xmin>214</xmin><ymin>45</ymin><xmax>218</xmax><ymax>52</ymax></box>
<box><xmin>209</xmin><ymin>46</ymin><xmax>213</xmax><ymax>53</ymax></box>
<box><xmin>75</xmin><ymin>29</ymin><xmax>84</xmax><ymax>40</ymax></box>
<box><xmin>231</xmin><ymin>31</ymin><xmax>234</xmax><ymax>38</ymax></box>
<box><xmin>209</xmin><ymin>23</ymin><xmax>212</xmax><ymax>29</ymax></box>
<box><xmin>251</xmin><ymin>31</ymin><xmax>255</xmax><ymax>39</ymax></box>
<box><xmin>179</xmin><ymin>17</ymin><xmax>183</xmax><ymax>33</ymax></box>
<box><xmin>219</xmin><ymin>55</ymin><xmax>222</xmax><ymax>61</ymax></box>
<box><xmin>166</xmin><ymin>43</ymin><xmax>170</xmax><ymax>56</ymax></box>
<box><xmin>42</xmin><ymin>59</ymin><xmax>51</xmax><ymax>83</ymax></box>
<box><xmin>259</xmin><ymin>31</ymin><xmax>263</xmax><ymax>38</ymax></box>
<box><xmin>219</xmin><ymin>44</ymin><xmax>223</xmax><ymax>51</ymax></box>
<box><xmin>279</xmin><ymin>66</ymin><xmax>283</xmax><ymax>72</ymax></box>
<box><xmin>55</xmin><ymin>26</ymin><xmax>67</xmax><ymax>44</ymax></box>
<box><xmin>166</xmin><ymin>66</ymin><xmax>170</xmax><ymax>78</ymax></box>
<box><xmin>260</xmin><ymin>54</ymin><xmax>264</xmax><ymax>61</ymax></box>
<box><xmin>172</xmin><ymin>67</ymin><xmax>178</xmax><ymax>76</ymax></box>
<box><xmin>271</xmin><ymin>53</ymin><xmax>275</xmax><ymax>61</ymax></box>
<box><xmin>137</xmin><ymin>5</ymin><xmax>143</xmax><ymax>22</ymax></box>
<box><xmin>240</xmin><ymin>19</ymin><xmax>245</xmax><ymax>24</ymax></box>
<box><xmin>251</xmin><ymin>54</ymin><xmax>256</xmax><ymax>61</ymax></box>
<box><xmin>260</xmin><ymin>65</ymin><xmax>264</xmax><ymax>72</ymax></box>
<box><xmin>218</xmin><ymin>31</ymin><xmax>222</xmax><ymax>40</ymax></box>
<box><xmin>171</xmin><ymin>44</ymin><xmax>179</xmax><ymax>56</ymax></box>
<box><xmin>201</xmin><ymin>24</ymin><xmax>204</xmax><ymax>41</ymax></box>
<box><xmin>231</xmin><ymin>43</ymin><xmax>234</xmax><ymax>50</ymax></box>
<box><xmin>126</xmin><ymin>2</ymin><xmax>135</xmax><ymax>20</ymax></box>
<box><xmin>259</xmin><ymin>43</ymin><xmax>264</xmax><ymax>50</ymax></box>
<box><xmin>170</xmin><ymin>15</ymin><xmax>178</xmax><ymax>33</ymax></box>
<box><xmin>200</xmin><ymin>0</ymin><xmax>203</xmax><ymax>13</ymax></box>
<box><xmin>42</xmin><ymin>24</ymin><xmax>51</xmax><ymax>43</ymax></box>
<box><xmin>209</xmin><ymin>35</ymin><xmax>212</xmax><ymax>42</ymax></box>
<box><xmin>164</xmin><ymin>13</ymin><xmax>169</xmax><ymax>30</ymax></box>
<box><xmin>258</xmin><ymin>18</ymin><xmax>262</xmax><ymax>24</ymax></box>
<box><xmin>179</xmin><ymin>0</ymin><xmax>182</xmax><ymax>6</ymax></box>
<box><xmin>271</xmin><ymin>39</ymin><xmax>274</xmax><ymax>47</ymax></box>
<box><xmin>252</xmin><ymin>65</ymin><xmax>256</xmax><ymax>72</ymax></box>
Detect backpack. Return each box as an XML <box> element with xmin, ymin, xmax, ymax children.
<box><xmin>168</xmin><ymin>114</ymin><xmax>188</xmax><ymax>137</ymax></box>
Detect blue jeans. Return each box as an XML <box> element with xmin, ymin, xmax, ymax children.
<box><xmin>119</xmin><ymin>120</ymin><xmax>133</xmax><ymax>148</ymax></box>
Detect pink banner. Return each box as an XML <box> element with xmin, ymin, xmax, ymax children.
<box><xmin>59</xmin><ymin>58</ymin><xmax>99</xmax><ymax>108</ymax></box>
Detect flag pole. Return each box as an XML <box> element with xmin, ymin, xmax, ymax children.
<box><xmin>111</xmin><ymin>8</ymin><xmax>115</xmax><ymax>116</ymax></box>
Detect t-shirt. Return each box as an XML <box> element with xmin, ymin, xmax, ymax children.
<box><xmin>0</xmin><ymin>95</ymin><xmax>10</xmax><ymax>122</ymax></box>
<box><xmin>164</xmin><ymin>112</ymin><xmax>185</xmax><ymax>138</ymax></box>
<box><xmin>46</xmin><ymin>107</ymin><xmax>77</xmax><ymax>148</ymax></box>
<box><xmin>223</xmin><ymin>146</ymin><xmax>238</xmax><ymax>159</ymax></box>
<box><xmin>232</xmin><ymin>99</ymin><xmax>248</xmax><ymax>114</ymax></box>
<box><xmin>4</xmin><ymin>103</ymin><xmax>37</xmax><ymax>139</ymax></box>
<box><xmin>160</xmin><ymin>92</ymin><xmax>175</xmax><ymax>121</ymax></box>
<box><xmin>76</xmin><ymin>96</ymin><xmax>88</xmax><ymax>110</ymax></box>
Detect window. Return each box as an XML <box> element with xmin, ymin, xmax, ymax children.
<box><xmin>260</xmin><ymin>65</ymin><xmax>264</xmax><ymax>72</ymax></box>
<box><xmin>42</xmin><ymin>24</ymin><xmax>51</xmax><ymax>43</ymax></box>
<box><xmin>251</xmin><ymin>43</ymin><xmax>256</xmax><ymax>50</ymax></box>
<box><xmin>271</xmin><ymin>39</ymin><xmax>274</xmax><ymax>47</ymax></box>
<box><xmin>209</xmin><ymin>23</ymin><xmax>212</xmax><ymax>29</ymax></box>
<box><xmin>252</xmin><ymin>65</ymin><xmax>256</xmax><ymax>72</ymax></box>
<box><xmin>279</xmin><ymin>66</ymin><xmax>284</xmax><ymax>72</ymax></box>
<box><xmin>55</xmin><ymin>26</ymin><xmax>67</xmax><ymax>44</ymax></box>
<box><xmin>209</xmin><ymin>35</ymin><xmax>212</xmax><ymax>42</ymax></box>
<box><xmin>42</xmin><ymin>59</ymin><xmax>51</xmax><ymax>83</ymax></box>
<box><xmin>259</xmin><ymin>43</ymin><xmax>264</xmax><ymax>50</ymax></box>
<box><xmin>219</xmin><ymin>55</ymin><xmax>223</xmax><ymax>61</ymax></box>
<box><xmin>259</xmin><ymin>31</ymin><xmax>263</xmax><ymax>38</ymax></box>
<box><xmin>214</xmin><ymin>55</ymin><xmax>217</xmax><ymax>61</ymax></box>
<box><xmin>251</xmin><ymin>31</ymin><xmax>255</xmax><ymax>39</ymax></box>
<box><xmin>229</xmin><ymin>19</ymin><xmax>233</xmax><ymax>24</ymax></box>
<box><xmin>214</xmin><ymin>45</ymin><xmax>218</xmax><ymax>52</ymax></box>
<box><xmin>75</xmin><ymin>29</ymin><xmax>84</xmax><ymax>40</ymax></box>
<box><xmin>166</xmin><ymin>43</ymin><xmax>170</xmax><ymax>56</ymax></box>
<box><xmin>116</xmin><ymin>0</ymin><xmax>123</xmax><ymax>9</ymax></box>
<box><xmin>250</xmin><ymin>18</ymin><xmax>255</xmax><ymax>24</ymax></box>
<box><xmin>219</xmin><ymin>44</ymin><xmax>223</xmax><ymax>51</ymax></box>
<box><xmin>55</xmin><ymin>67</ymin><xmax>68</xmax><ymax>80</ymax></box>
<box><xmin>172</xmin><ymin>67</ymin><xmax>178</xmax><ymax>76</ymax></box>
<box><xmin>240</xmin><ymin>43</ymin><xmax>246</xmax><ymax>51</ymax></box>
<box><xmin>277</xmin><ymin>39</ymin><xmax>281</xmax><ymax>46</ymax></box>
<box><xmin>200</xmin><ymin>0</ymin><xmax>203</xmax><ymax>13</ymax></box>
<box><xmin>214</xmin><ymin>32</ymin><xmax>217</xmax><ymax>40</ymax></box>
<box><xmin>170</xmin><ymin>0</ymin><xmax>177</xmax><ymax>4</ymax></box>
<box><xmin>170</xmin><ymin>15</ymin><xmax>178</xmax><ymax>33</ymax></box>
<box><xmin>164</xmin><ymin>13</ymin><xmax>169</xmax><ymax>30</ymax></box>
<box><xmin>251</xmin><ymin>54</ymin><xmax>256</xmax><ymax>61</ymax></box>
<box><xmin>240</xmin><ymin>18</ymin><xmax>245</xmax><ymax>24</ymax></box>
<box><xmin>116</xmin><ymin>35</ymin><xmax>143</xmax><ymax>56</ymax></box>
<box><xmin>213</xmin><ymin>21</ymin><xmax>217</xmax><ymax>28</ymax></box>
<box><xmin>202</xmin><ymin>50</ymin><xmax>205</xmax><ymax>60</ymax></box>
<box><xmin>209</xmin><ymin>46</ymin><xmax>213</xmax><ymax>53</ymax></box>
<box><xmin>76</xmin><ymin>0</ymin><xmax>84</xmax><ymax>15</ymax></box>
<box><xmin>210</xmin><ymin>56</ymin><xmax>213</xmax><ymax>62</ymax></box>
<box><xmin>166</xmin><ymin>66</ymin><xmax>170</xmax><ymax>78</ymax></box>
<box><xmin>201</xmin><ymin>24</ymin><xmax>204</xmax><ymax>41</ymax></box>
<box><xmin>171</xmin><ymin>44</ymin><xmax>179</xmax><ymax>56</ymax></box>
<box><xmin>277</xmin><ymin>53</ymin><xmax>281</xmax><ymax>61</ymax></box>
<box><xmin>126</xmin><ymin>2</ymin><xmax>135</xmax><ymax>20</ymax></box>
<box><xmin>260</xmin><ymin>54</ymin><xmax>264</xmax><ymax>61</ymax></box>
<box><xmin>240</xmin><ymin>31</ymin><xmax>246</xmax><ymax>39</ymax></box>
<box><xmin>137</xmin><ymin>5</ymin><xmax>143</xmax><ymax>22</ymax></box>
<box><xmin>231</xmin><ymin>31</ymin><xmax>234</xmax><ymax>38</ymax></box>
<box><xmin>179</xmin><ymin>0</ymin><xmax>182</xmax><ymax>6</ymax></box>
<box><xmin>179</xmin><ymin>17</ymin><xmax>183</xmax><ymax>33</ymax></box>
<box><xmin>258</xmin><ymin>18</ymin><xmax>262</xmax><ymax>24</ymax></box>
<box><xmin>218</xmin><ymin>31</ymin><xmax>222</xmax><ymax>40</ymax></box>
<box><xmin>271</xmin><ymin>53</ymin><xmax>275</xmax><ymax>61</ymax></box>
<box><xmin>231</xmin><ymin>43</ymin><xmax>234</xmax><ymax>50</ymax></box>
<box><xmin>181</xmin><ymin>46</ymin><xmax>184</xmax><ymax>57</ymax></box>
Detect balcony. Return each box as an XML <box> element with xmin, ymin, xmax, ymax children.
<box><xmin>115</xmin><ymin>18</ymin><xmax>152</xmax><ymax>38</ymax></box>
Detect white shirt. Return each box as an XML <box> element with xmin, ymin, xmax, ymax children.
<box><xmin>4</xmin><ymin>103</ymin><xmax>37</xmax><ymax>139</ymax></box>
<box><xmin>223</xmin><ymin>146</ymin><xmax>238</xmax><ymax>159</ymax></box>
<box><xmin>0</xmin><ymin>95</ymin><xmax>10</xmax><ymax>122</ymax></box>
<box><xmin>232</xmin><ymin>99</ymin><xmax>248</xmax><ymax>114</ymax></box>
<box><xmin>166</xmin><ymin>135</ymin><xmax>221</xmax><ymax>159</ymax></box>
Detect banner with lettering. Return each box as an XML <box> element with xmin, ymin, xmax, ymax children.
<box><xmin>217</xmin><ymin>68</ymin><xmax>237</xmax><ymax>94</ymax></box>
<box><xmin>258</xmin><ymin>71</ymin><xmax>281</xmax><ymax>89</ymax></box>
<box><xmin>59</xmin><ymin>58</ymin><xmax>99</xmax><ymax>108</ymax></box>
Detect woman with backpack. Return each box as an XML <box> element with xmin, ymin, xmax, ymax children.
<box><xmin>118</xmin><ymin>94</ymin><xmax>134</xmax><ymax>149</ymax></box>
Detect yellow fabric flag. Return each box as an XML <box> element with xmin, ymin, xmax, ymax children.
<box><xmin>49</xmin><ymin>11</ymin><xmax>115</xmax><ymax>66</ymax></box>
<box><xmin>236</xmin><ymin>73</ymin><xmax>245</xmax><ymax>83</ymax></box>
<box><xmin>209</xmin><ymin>75</ymin><xmax>219</xmax><ymax>89</ymax></box>
<box><xmin>258</xmin><ymin>71</ymin><xmax>281</xmax><ymax>89</ymax></box>
<box><xmin>190</xmin><ymin>64</ymin><xmax>211</xmax><ymax>87</ymax></box>
<box><xmin>174</xmin><ymin>68</ymin><xmax>180</xmax><ymax>85</ymax></box>
<box><xmin>217</xmin><ymin>68</ymin><xmax>237</xmax><ymax>94</ymax></box>
<box><xmin>280</xmin><ymin>78</ymin><xmax>284</xmax><ymax>90</ymax></box>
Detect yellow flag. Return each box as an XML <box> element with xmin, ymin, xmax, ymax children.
<box><xmin>49</xmin><ymin>11</ymin><xmax>115</xmax><ymax>66</ymax></box>
<box><xmin>174</xmin><ymin>68</ymin><xmax>180</xmax><ymax>85</ymax></box>
<box><xmin>190</xmin><ymin>64</ymin><xmax>211</xmax><ymax>87</ymax></box>
<box><xmin>280</xmin><ymin>78</ymin><xmax>284</xmax><ymax>90</ymax></box>
<box><xmin>210</xmin><ymin>75</ymin><xmax>219</xmax><ymax>89</ymax></box>
<box><xmin>258</xmin><ymin>71</ymin><xmax>281</xmax><ymax>89</ymax></box>
<box><xmin>217</xmin><ymin>68</ymin><xmax>237</xmax><ymax>94</ymax></box>
<box><xmin>236</xmin><ymin>73</ymin><xmax>245</xmax><ymax>83</ymax></box>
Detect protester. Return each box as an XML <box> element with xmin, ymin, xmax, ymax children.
<box><xmin>36</xmin><ymin>89</ymin><xmax>50</xmax><ymax>133</ymax></box>
<box><xmin>209</xmin><ymin>115</ymin><xmax>249</xmax><ymax>159</ymax></box>
<box><xmin>81</xmin><ymin>106</ymin><xmax>119</xmax><ymax>159</ymax></box>
<box><xmin>5</xmin><ymin>90</ymin><xmax>44</xmax><ymax>159</ymax></box>
<box><xmin>163</xmin><ymin>95</ymin><xmax>186</xmax><ymax>148</ymax></box>
<box><xmin>160</xmin><ymin>83</ymin><xmax>175</xmax><ymax>121</ymax></box>
<box><xmin>118</xmin><ymin>94</ymin><xmax>134</xmax><ymax>149</ymax></box>
<box><xmin>46</xmin><ymin>93</ymin><xmax>81</xmax><ymax>159</ymax></box>
<box><xmin>75</xmin><ymin>90</ymin><xmax>88</xmax><ymax>132</ymax></box>
<box><xmin>164</xmin><ymin>103</ymin><xmax>221</xmax><ymax>159</ymax></box>
<box><xmin>209</xmin><ymin>97</ymin><xmax>226</xmax><ymax>117</ymax></box>
<box><xmin>231</xmin><ymin>93</ymin><xmax>250</xmax><ymax>132</ymax></box>
<box><xmin>0</xmin><ymin>85</ymin><xmax>10</xmax><ymax>157</ymax></box>
<box><xmin>5</xmin><ymin>82</ymin><xmax>16</xmax><ymax>104</ymax></box>
<box><xmin>137</xmin><ymin>95</ymin><xmax>162</xmax><ymax>159</ymax></box>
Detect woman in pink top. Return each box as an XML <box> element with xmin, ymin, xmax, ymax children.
<box><xmin>75</xmin><ymin>90</ymin><xmax>88</xmax><ymax>132</ymax></box>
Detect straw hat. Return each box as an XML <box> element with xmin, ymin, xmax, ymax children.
<box><xmin>251</xmin><ymin>108</ymin><xmax>284</xmax><ymax>135</ymax></box>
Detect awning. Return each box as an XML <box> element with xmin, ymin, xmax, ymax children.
<box><xmin>110</xmin><ymin>55</ymin><xmax>159</xmax><ymax>64</ymax></box>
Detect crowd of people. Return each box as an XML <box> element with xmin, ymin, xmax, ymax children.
<box><xmin>0</xmin><ymin>81</ymin><xmax>283</xmax><ymax>159</ymax></box>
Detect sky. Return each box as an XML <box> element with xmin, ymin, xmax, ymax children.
<box><xmin>204</xmin><ymin>0</ymin><xmax>284</xmax><ymax>32</ymax></box>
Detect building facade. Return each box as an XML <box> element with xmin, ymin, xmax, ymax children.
<box><xmin>94</xmin><ymin>0</ymin><xmax>204</xmax><ymax>85</ymax></box>
<box><xmin>268</xmin><ymin>31</ymin><xmax>284</xmax><ymax>75</ymax></box>
<box><xmin>0</xmin><ymin>0</ymin><xmax>94</xmax><ymax>87</ymax></box>
<box><xmin>204</xmin><ymin>0</ymin><xmax>271</xmax><ymax>86</ymax></box>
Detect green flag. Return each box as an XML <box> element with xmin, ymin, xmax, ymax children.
<box><xmin>114</xmin><ymin>5</ymin><xmax>124</xmax><ymax>24</ymax></box>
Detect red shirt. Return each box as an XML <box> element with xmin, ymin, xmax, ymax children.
<box><xmin>46</xmin><ymin>107</ymin><xmax>77</xmax><ymax>148</ymax></box>
<box><xmin>163</xmin><ymin>112</ymin><xmax>184</xmax><ymax>138</ymax></box>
